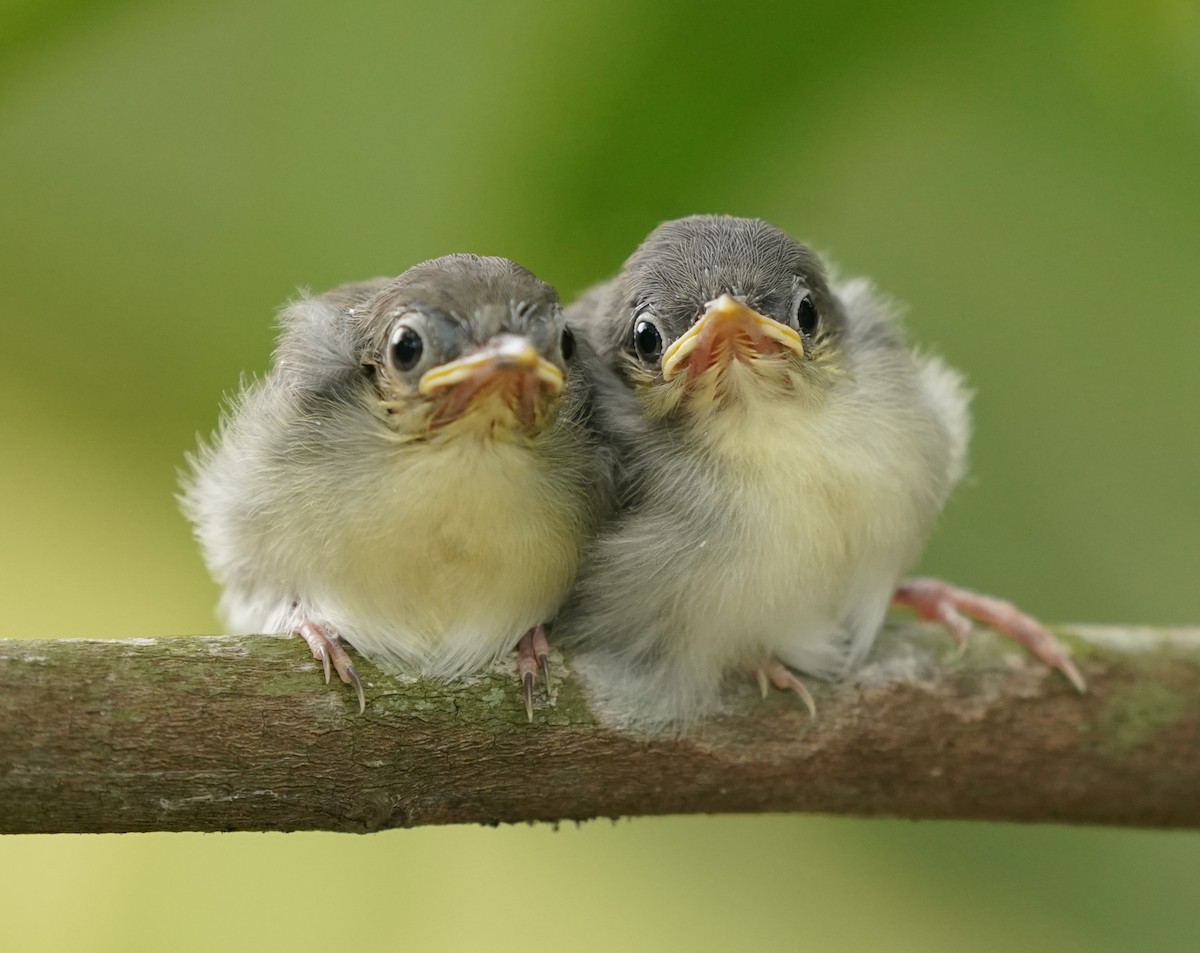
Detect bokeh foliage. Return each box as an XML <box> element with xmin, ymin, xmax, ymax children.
<box><xmin>1</xmin><ymin>1</ymin><xmax>1197</xmax><ymax>950</ymax></box>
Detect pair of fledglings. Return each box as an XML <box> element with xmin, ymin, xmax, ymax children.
<box><xmin>181</xmin><ymin>214</ymin><xmax>1083</xmax><ymax>728</ymax></box>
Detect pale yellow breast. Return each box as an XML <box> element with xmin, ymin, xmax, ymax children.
<box><xmin>681</xmin><ymin>375</ymin><xmax>940</xmax><ymax>659</ymax></box>
<box><xmin>296</xmin><ymin>435</ymin><xmax>587</xmax><ymax>674</ymax></box>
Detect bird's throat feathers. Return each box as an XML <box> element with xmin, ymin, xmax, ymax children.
<box><xmin>629</xmin><ymin>352</ymin><xmax>831</xmax><ymax>427</ymax></box>
<box><xmin>376</xmin><ymin>385</ymin><xmax>562</xmax><ymax>446</ymax></box>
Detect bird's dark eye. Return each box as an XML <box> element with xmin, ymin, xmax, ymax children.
<box><xmin>796</xmin><ymin>294</ymin><xmax>819</xmax><ymax>336</ymax></box>
<box><xmin>561</xmin><ymin>325</ymin><xmax>576</xmax><ymax>361</ymax></box>
<box><xmin>633</xmin><ymin>317</ymin><xmax>664</xmax><ymax>365</ymax></box>
<box><xmin>388</xmin><ymin>325</ymin><xmax>424</xmax><ymax>373</ymax></box>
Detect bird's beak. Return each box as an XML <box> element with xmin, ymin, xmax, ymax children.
<box><xmin>661</xmin><ymin>294</ymin><xmax>803</xmax><ymax>382</ymax></box>
<box><xmin>417</xmin><ymin>334</ymin><xmax>564</xmax><ymax>428</ymax></box>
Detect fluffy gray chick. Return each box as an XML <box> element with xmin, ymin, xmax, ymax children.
<box><xmin>182</xmin><ymin>255</ymin><xmax>611</xmax><ymax>716</ymax></box>
<box><xmin>562</xmin><ymin>215</ymin><xmax>1081</xmax><ymax>729</ymax></box>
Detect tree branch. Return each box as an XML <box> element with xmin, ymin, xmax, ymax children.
<box><xmin>2</xmin><ymin>623</ymin><xmax>1198</xmax><ymax>834</ymax></box>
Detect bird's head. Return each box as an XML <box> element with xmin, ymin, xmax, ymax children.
<box><xmin>609</xmin><ymin>216</ymin><xmax>843</xmax><ymax>421</ymax></box>
<box><xmin>354</xmin><ymin>255</ymin><xmax>576</xmax><ymax>442</ymax></box>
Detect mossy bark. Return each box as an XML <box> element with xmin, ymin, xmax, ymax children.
<box><xmin>2</xmin><ymin>623</ymin><xmax>1198</xmax><ymax>833</ymax></box>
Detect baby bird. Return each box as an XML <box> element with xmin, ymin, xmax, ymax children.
<box><xmin>563</xmin><ymin>215</ymin><xmax>1082</xmax><ymax>728</ymax></box>
<box><xmin>182</xmin><ymin>255</ymin><xmax>609</xmax><ymax>716</ymax></box>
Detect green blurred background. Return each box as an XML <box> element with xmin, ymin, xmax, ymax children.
<box><xmin>2</xmin><ymin>0</ymin><xmax>1198</xmax><ymax>950</ymax></box>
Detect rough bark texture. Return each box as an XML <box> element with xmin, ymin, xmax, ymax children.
<box><xmin>1</xmin><ymin>623</ymin><xmax>1198</xmax><ymax>834</ymax></box>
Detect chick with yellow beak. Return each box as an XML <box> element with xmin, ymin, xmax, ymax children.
<box><xmin>661</xmin><ymin>294</ymin><xmax>804</xmax><ymax>383</ymax></box>
<box><xmin>419</xmin><ymin>332</ymin><xmax>565</xmax><ymax>431</ymax></box>
<box><xmin>182</xmin><ymin>255</ymin><xmax>610</xmax><ymax>717</ymax></box>
<box><xmin>562</xmin><ymin>216</ymin><xmax>1082</xmax><ymax>729</ymax></box>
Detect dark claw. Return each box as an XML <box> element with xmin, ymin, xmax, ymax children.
<box><xmin>755</xmin><ymin>660</ymin><xmax>818</xmax><ymax>719</ymax></box>
<box><xmin>345</xmin><ymin>663</ymin><xmax>366</xmax><ymax>715</ymax></box>
<box><xmin>296</xmin><ymin>619</ymin><xmax>366</xmax><ymax>713</ymax></box>
<box><xmin>1059</xmin><ymin>657</ymin><xmax>1087</xmax><ymax>695</ymax></box>
<box><xmin>538</xmin><ymin>654</ymin><xmax>551</xmax><ymax>693</ymax></box>
<box><xmin>790</xmin><ymin>679</ymin><xmax>817</xmax><ymax>720</ymax></box>
<box><xmin>522</xmin><ymin>671</ymin><xmax>535</xmax><ymax>722</ymax></box>
<box><xmin>894</xmin><ymin>577</ymin><xmax>1087</xmax><ymax>693</ymax></box>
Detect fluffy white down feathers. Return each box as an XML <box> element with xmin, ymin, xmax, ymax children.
<box><xmin>182</xmin><ymin>258</ymin><xmax>606</xmax><ymax>681</ymax></box>
<box><xmin>558</xmin><ymin>219</ymin><xmax>972</xmax><ymax>728</ymax></box>
<box><xmin>181</xmin><ymin>226</ymin><xmax>973</xmax><ymax>728</ymax></box>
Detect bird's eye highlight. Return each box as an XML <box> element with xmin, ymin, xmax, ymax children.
<box><xmin>388</xmin><ymin>324</ymin><xmax>424</xmax><ymax>373</ymax></box>
<box><xmin>561</xmin><ymin>325</ymin><xmax>576</xmax><ymax>362</ymax></box>
<box><xmin>633</xmin><ymin>316</ymin><xmax>664</xmax><ymax>365</ymax></box>
<box><xmin>796</xmin><ymin>294</ymin><xmax>819</xmax><ymax>336</ymax></box>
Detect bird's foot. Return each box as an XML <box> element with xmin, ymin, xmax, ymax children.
<box><xmin>893</xmin><ymin>577</ymin><xmax>1086</xmax><ymax>692</ymax></box>
<box><xmin>751</xmin><ymin>658</ymin><xmax>817</xmax><ymax>719</ymax></box>
<box><xmin>296</xmin><ymin>619</ymin><xmax>366</xmax><ymax>714</ymax></box>
<box><xmin>515</xmin><ymin>624</ymin><xmax>552</xmax><ymax>722</ymax></box>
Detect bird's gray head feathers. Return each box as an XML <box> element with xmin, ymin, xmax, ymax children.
<box><xmin>570</xmin><ymin>217</ymin><xmax>859</xmax><ymax>422</ymax></box>
<box><xmin>605</xmin><ymin>215</ymin><xmax>842</xmax><ymax>356</ymax></box>
<box><xmin>269</xmin><ymin>255</ymin><xmax>579</xmax><ymax>440</ymax></box>
<box><xmin>274</xmin><ymin>256</ymin><xmax>561</xmax><ymax>386</ymax></box>
<box><xmin>356</xmin><ymin>255</ymin><xmax>564</xmax><ymax>362</ymax></box>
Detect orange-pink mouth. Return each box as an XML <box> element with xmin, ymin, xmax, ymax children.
<box><xmin>660</xmin><ymin>294</ymin><xmax>803</xmax><ymax>384</ymax></box>
<box><xmin>418</xmin><ymin>334</ymin><xmax>563</xmax><ymax>429</ymax></box>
